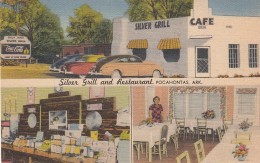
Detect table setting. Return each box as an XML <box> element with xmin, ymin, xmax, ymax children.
<box><xmin>202</xmin><ymin>119</ymin><xmax>260</xmax><ymax>163</ymax></box>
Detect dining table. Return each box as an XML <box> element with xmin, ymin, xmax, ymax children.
<box><xmin>132</xmin><ymin>122</ymin><xmax>176</xmax><ymax>162</ymax></box>
<box><xmin>202</xmin><ymin>125</ymin><xmax>260</xmax><ymax>163</ymax></box>
<box><xmin>185</xmin><ymin>119</ymin><xmax>223</xmax><ymax>131</ymax></box>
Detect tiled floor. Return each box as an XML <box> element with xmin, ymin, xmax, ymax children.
<box><xmin>132</xmin><ymin>136</ymin><xmax>219</xmax><ymax>163</ymax></box>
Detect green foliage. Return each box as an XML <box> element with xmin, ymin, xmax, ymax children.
<box><xmin>66</xmin><ymin>4</ymin><xmax>103</xmax><ymax>44</ymax></box>
<box><xmin>92</xmin><ymin>19</ymin><xmax>113</xmax><ymax>44</ymax></box>
<box><xmin>21</xmin><ymin>2</ymin><xmax>63</xmax><ymax>63</ymax></box>
<box><xmin>1</xmin><ymin>0</ymin><xmax>64</xmax><ymax>63</ymax></box>
<box><xmin>126</xmin><ymin>0</ymin><xmax>193</xmax><ymax>21</ymax></box>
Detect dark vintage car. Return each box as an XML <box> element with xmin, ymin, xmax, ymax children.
<box><xmin>49</xmin><ymin>54</ymin><xmax>83</xmax><ymax>72</ymax></box>
<box><xmin>88</xmin><ymin>55</ymin><xmax>164</xmax><ymax>78</ymax></box>
<box><xmin>61</xmin><ymin>55</ymin><xmax>106</xmax><ymax>78</ymax></box>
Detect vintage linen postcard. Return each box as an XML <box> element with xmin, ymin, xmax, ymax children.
<box><xmin>1</xmin><ymin>0</ymin><xmax>260</xmax><ymax>163</ymax></box>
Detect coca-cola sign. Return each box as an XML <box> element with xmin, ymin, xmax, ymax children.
<box><xmin>1</xmin><ymin>44</ymin><xmax>30</xmax><ymax>55</ymax></box>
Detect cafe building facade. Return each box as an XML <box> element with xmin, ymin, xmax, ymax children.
<box><xmin>111</xmin><ymin>0</ymin><xmax>260</xmax><ymax>78</ymax></box>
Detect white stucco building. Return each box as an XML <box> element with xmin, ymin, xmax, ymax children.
<box><xmin>111</xmin><ymin>0</ymin><xmax>260</xmax><ymax>78</ymax></box>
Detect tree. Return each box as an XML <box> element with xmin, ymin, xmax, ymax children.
<box><xmin>92</xmin><ymin>19</ymin><xmax>113</xmax><ymax>44</ymax></box>
<box><xmin>125</xmin><ymin>0</ymin><xmax>193</xmax><ymax>21</ymax></box>
<box><xmin>67</xmin><ymin>4</ymin><xmax>103</xmax><ymax>44</ymax></box>
<box><xmin>0</xmin><ymin>0</ymin><xmax>34</xmax><ymax>35</ymax></box>
<box><xmin>20</xmin><ymin>1</ymin><xmax>64</xmax><ymax>63</ymax></box>
<box><xmin>0</xmin><ymin>0</ymin><xmax>64</xmax><ymax>63</ymax></box>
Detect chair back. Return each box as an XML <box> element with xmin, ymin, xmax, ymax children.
<box><xmin>217</xmin><ymin>126</ymin><xmax>223</xmax><ymax>141</ymax></box>
<box><xmin>161</xmin><ymin>125</ymin><xmax>169</xmax><ymax>141</ymax></box>
<box><xmin>175</xmin><ymin>125</ymin><xmax>180</xmax><ymax>135</ymax></box>
<box><xmin>194</xmin><ymin>139</ymin><xmax>205</xmax><ymax>163</ymax></box>
<box><xmin>222</xmin><ymin>119</ymin><xmax>233</xmax><ymax>133</ymax></box>
<box><xmin>197</xmin><ymin>118</ymin><xmax>207</xmax><ymax>130</ymax></box>
<box><xmin>176</xmin><ymin>151</ymin><xmax>191</xmax><ymax>163</ymax></box>
<box><xmin>235</xmin><ymin>131</ymin><xmax>252</xmax><ymax>141</ymax></box>
<box><xmin>175</xmin><ymin>118</ymin><xmax>185</xmax><ymax>128</ymax></box>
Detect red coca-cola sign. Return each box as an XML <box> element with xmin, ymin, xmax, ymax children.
<box><xmin>1</xmin><ymin>44</ymin><xmax>30</xmax><ymax>54</ymax></box>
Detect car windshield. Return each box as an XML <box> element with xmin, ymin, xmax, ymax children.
<box><xmin>116</xmin><ymin>57</ymin><xmax>128</xmax><ymax>62</ymax></box>
<box><xmin>129</xmin><ymin>56</ymin><xmax>142</xmax><ymax>62</ymax></box>
<box><xmin>75</xmin><ymin>57</ymin><xmax>85</xmax><ymax>62</ymax></box>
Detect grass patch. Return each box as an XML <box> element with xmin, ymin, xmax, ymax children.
<box><xmin>1</xmin><ymin>64</ymin><xmax>64</xmax><ymax>79</ymax></box>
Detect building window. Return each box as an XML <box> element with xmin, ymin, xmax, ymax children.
<box><xmin>229</xmin><ymin>44</ymin><xmax>240</xmax><ymax>68</ymax></box>
<box><xmin>238</xmin><ymin>93</ymin><xmax>255</xmax><ymax>115</ymax></box>
<box><xmin>74</xmin><ymin>50</ymin><xmax>79</xmax><ymax>54</ymax></box>
<box><xmin>249</xmin><ymin>44</ymin><xmax>258</xmax><ymax>68</ymax></box>
<box><xmin>132</xmin><ymin>48</ymin><xmax>147</xmax><ymax>61</ymax></box>
<box><xmin>173</xmin><ymin>93</ymin><xmax>221</xmax><ymax>119</ymax></box>
<box><xmin>163</xmin><ymin>49</ymin><xmax>180</xmax><ymax>62</ymax></box>
<box><xmin>84</xmin><ymin>47</ymin><xmax>98</xmax><ymax>54</ymax></box>
<box><xmin>173</xmin><ymin>94</ymin><xmax>186</xmax><ymax>118</ymax></box>
<box><xmin>104</xmin><ymin>47</ymin><xmax>111</xmax><ymax>56</ymax></box>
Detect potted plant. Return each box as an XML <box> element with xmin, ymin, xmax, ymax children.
<box><xmin>232</xmin><ymin>143</ymin><xmax>249</xmax><ymax>161</ymax></box>
<box><xmin>239</xmin><ymin>119</ymin><xmax>253</xmax><ymax>131</ymax></box>
<box><xmin>201</xmin><ymin>110</ymin><xmax>215</xmax><ymax>119</ymax></box>
<box><xmin>139</xmin><ymin>117</ymin><xmax>153</xmax><ymax>127</ymax></box>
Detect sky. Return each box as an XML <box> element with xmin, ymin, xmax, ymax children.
<box><xmin>40</xmin><ymin>0</ymin><xmax>260</xmax><ymax>33</ymax></box>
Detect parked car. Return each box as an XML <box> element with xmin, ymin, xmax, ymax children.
<box><xmin>88</xmin><ymin>55</ymin><xmax>164</xmax><ymax>78</ymax></box>
<box><xmin>49</xmin><ymin>54</ymin><xmax>83</xmax><ymax>72</ymax></box>
<box><xmin>61</xmin><ymin>54</ymin><xmax>106</xmax><ymax>78</ymax></box>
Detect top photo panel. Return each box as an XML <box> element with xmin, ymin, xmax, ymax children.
<box><xmin>1</xmin><ymin>0</ymin><xmax>260</xmax><ymax>79</ymax></box>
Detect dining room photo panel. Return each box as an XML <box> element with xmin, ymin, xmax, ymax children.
<box><xmin>131</xmin><ymin>85</ymin><xmax>260</xmax><ymax>163</ymax></box>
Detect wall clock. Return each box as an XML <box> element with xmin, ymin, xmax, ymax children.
<box><xmin>28</xmin><ymin>113</ymin><xmax>37</xmax><ymax>129</ymax></box>
<box><xmin>85</xmin><ymin>111</ymin><xmax>102</xmax><ymax>130</ymax></box>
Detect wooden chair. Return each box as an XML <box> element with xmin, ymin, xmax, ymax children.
<box><xmin>195</xmin><ymin>118</ymin><xmax>207</xmax><ymax>141</ymax></box>
<box><xmin>152</xmin><ymin>125</ymin><xmax>168</xmax><ymax>160</ymax></box>
<box><xmin>133</xmin><ymin>141</ymin><xmax>149</xmax><ymax>159</ymax></box>
<box><xmin>235</xmin><ymin>131</ymin><xmax>252</xmax><ymax>141</ymax></box>
<box><xmin>222</xmin><ymin>119</ymin><xmax>233</xmax><ymax>133</ymax></box>
<box><xmin>170</xmin><ymin>125</ymin><xmax>180</xmax><ymax>150</ymax></box>
<box><xmin>175</xmin><ymin>118</ymin><xmax>186</xmax><ymax>140</ymax></box>
<box><xmin>176</xmin><ymin>151</ymin><xmax>191</xmax><ymax>163</ymax></box>
<box><xmin>133</xmin><ymin>141</ymin><xmax>141</xmax><ymax>160</ymax></box>
<box><xmin>217</xmin><ymin>126</ymin><xmax>223</xmax><ymax>142</ymax></box>
<box><xmin>194</xmin><ymin>139</ymin><xmax>205</xmax><ymax>163</ymax></box>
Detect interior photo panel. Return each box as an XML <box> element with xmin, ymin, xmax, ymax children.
<box><xmin>1</xmin><ymin>86</ymin><xmax>131</xmax><ymax>163</ymax></box>
<box><xmin>132</xmin><ymin>85</ymin><xmax>260</xmax><ymax>163</ymax></box>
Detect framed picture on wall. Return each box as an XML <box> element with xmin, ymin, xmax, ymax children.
<box><xmin>27</xmin><ymin>87</ymin><xmax>35</xmax><ymax>104</ymax></box>
<box><xmin>49</xmin><ymin>110</ymin><xmax>67</xmax><ymax>130</ymax></box>
<box><xmin>89</xmin><ymin>86</ymin><xmax>105</xmax><ymax>98</ymax></box>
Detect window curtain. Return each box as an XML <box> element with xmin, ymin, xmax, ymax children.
<box><xmin>173</xmin><ymin>94</ymin><xmax>186</xmax><ymax>118</ymax></box>
<box><xmin>207</xmin><ymin>93</ymin><xmax>221</xmax><ymax>118</ymax></box>
<box><xmin>238</xmin><ymin>94</ymin><xmax>255</xmax><ymax>115</ymax></box>
<box><xmin>188</xmin><ymin>93</ymin><xmax>204</xmax><ymax>118</ymax></box>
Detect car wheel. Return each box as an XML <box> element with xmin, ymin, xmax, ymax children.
<box><xmin>111</xmin><ymin>70</ymin><xmax>122</xmax><ymax>78</ymax></box>
<box><xmin>79</xmin><ymin>74</ymin><xmax>86</xmax><ymax>79</ymax></box>
<box><xmin>152</xmin><ymin>70</ymin><xmax>161</xmax><ymax>78</ymax></box>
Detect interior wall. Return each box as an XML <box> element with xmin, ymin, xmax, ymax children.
<box><xmin>1</xmin><ymin>86</ymin><xmax>130</xmax><ymax>120</ymax></box>
<box><xmin>132</xmin><ymin>86</ymin><xmax>146</xmax><ymax>126</ymax></box>
<box><xmin>226</xmin><ymin>86</ymin><xmax>234</xmax><ymax>120</ymax></box>
<box><xmin>155</xmin><ymin>86</ymin><xmax>169</xmax><ymax>122</ymax></box>
<box><xmin>105</xmin><ymin>86</ymin><xmax>130</xmax><ymax>110</ymax></box>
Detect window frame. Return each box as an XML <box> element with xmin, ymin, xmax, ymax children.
<box><xmin>228</xmin><ymin>44</ymin><xmax>240</xmax><ymax>68</ymax></box>
<box><xmin>162</xmin><ymin>49</ymin><xmax>181</xmax><ymax>62</ymax></box>
<box><xmin>132</xmin><ymin>48</ymin><xmax>147</xmax><ymax>61</ymax></box>
<box><xmin>173</xmin><ymin>92</ymin><xmax>221</xmax><ymax>119</ymax></box>
<box><xmin>248</xmin><ymin>44</ymin><xmax>258</xmax><ymax>68</ymax></box>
